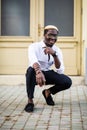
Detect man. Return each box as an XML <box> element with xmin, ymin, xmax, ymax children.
<box><xmin>24</xmin><ymin>25</ymin><xmax>72</xmax><ymax>112</ymax></box>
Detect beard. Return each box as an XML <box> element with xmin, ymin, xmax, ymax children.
<box><xmin>45</xmin><ymin>42</ymin><xmax>53</xmax><ymax>47</ymax></box>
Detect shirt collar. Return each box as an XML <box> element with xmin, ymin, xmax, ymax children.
<box><xmin>41</xmin><ymin>40</ymin><xmax>46</xmax><ymax>48</ymax></box>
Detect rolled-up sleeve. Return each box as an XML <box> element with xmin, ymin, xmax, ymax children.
<box><xmin>28</xmin><ymin>44</ymin><xmax>40</xmax><ymax>67</ymax></box>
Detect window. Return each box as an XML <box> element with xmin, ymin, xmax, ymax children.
<box><xmin>45</xmin><ymin>0</ymin><xmax>74</xmax><ymax>36</ymax></box>
<box><xmin>1</xmin><ymin>0</ymin><xmax>30</xmax><ymax>36</ymax></box>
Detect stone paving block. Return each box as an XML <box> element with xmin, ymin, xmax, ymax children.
<box><xmin>48</xmin><ymin>126</ymin><xmax>59</xmax><ymax>130</ymax></box>
<box><xmin>0</xmin><ymin>85</ymin><xmax>87</xmax><ymax>130</ymax></box>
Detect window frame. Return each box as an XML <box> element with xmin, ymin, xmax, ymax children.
<box><xmin>0</xmin><ymin>0</ymin><xmax>36</xmax><ymax>42</ymax></box>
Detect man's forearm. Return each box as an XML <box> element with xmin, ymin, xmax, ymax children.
<box><xmin>33</xmin><ymin>62</ymin><xmax>41</xmax><ymax>74</ymax></box>
<box><xmin>53</xmin><ymin>56</ymin><xmax>61</xmax><ymax>68</ymax></box>
<box><xmin>33</xmin><ymin>62</ymin><xmax>46</xmax><ymax>86</ymax></box>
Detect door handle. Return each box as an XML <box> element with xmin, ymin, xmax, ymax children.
<box><xmin>38</xmin><ymin>24</ymin><xmax>44</xmax><ymax>36</ymax></box>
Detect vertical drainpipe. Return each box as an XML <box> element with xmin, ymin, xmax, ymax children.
<box><xmin>85</xmin><ymin>48</ymin><xmax>87</xmax><ymax>85</ymax></box>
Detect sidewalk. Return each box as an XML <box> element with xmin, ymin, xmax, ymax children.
<box><xmin>0</xmin><ymin>84</ymin><xmax>87</xmax><ymax>130</ymax></box>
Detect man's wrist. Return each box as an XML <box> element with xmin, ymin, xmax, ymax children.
<box><xmin>36</xmin><ymin>70</ymin><xmax>42</xmax><ymax>75</ymax></box>
<box><xmin>52</xmin><ymin>51</ymin><xmax>57</xmax><ymax>57</ymax></box>
<box><xmin>33</xmin><ymin>63</ymin><xmax>41</xmax><ymax>73</ymax></box>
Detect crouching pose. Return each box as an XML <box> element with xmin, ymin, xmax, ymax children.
<box><xmin>24</xmin><ymin>25</ymin><xmax>72</xmax><ymax>112</ymax></box>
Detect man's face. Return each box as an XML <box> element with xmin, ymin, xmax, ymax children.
<box><xmin>44</xmin><ymin>29</ymin><xmax>58</xmax><ymax>47</ymax></box>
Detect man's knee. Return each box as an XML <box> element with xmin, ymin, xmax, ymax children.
<box><xmin>26</xmin><ymin>67</ymin><xmax>36</xmax><ymax>87</ymax></box>
<box><xmin>65</xmin><ymin>77</ymin><xmax>72</xmax><ymax>89</ymax></box>
<box><xmin>26</xmin><ymin>67</ymin><xmax>35</xmax><ymax>77</ymax></box>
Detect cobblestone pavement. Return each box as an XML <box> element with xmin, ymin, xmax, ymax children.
<box><xmin>0</xmin><ymin>84</ymin><xmax>87</xmax><ymax>130</ymax></box>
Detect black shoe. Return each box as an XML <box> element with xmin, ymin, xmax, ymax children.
<box><xmin>42</xmin><ymin>90</ymin><xmax>55</xmax><ymax>106</ymax></box>
<box><xmin>24</xmin><ymin>103</ymin><xmax>34</xmax><ymax>112</ymax></box>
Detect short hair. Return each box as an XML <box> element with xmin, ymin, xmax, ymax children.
<box><xmin>44</xmin><ymin>29</ymin><xmax>59</xmax><ymax>36</ymax></box>
<box><xmin>44</xmin><ymin>29</ymin><xmax>49</xmax><ymax>35</ymax></box>
<box><xmin>44</xmin><ymin>25</ymin><xmax>59</xmax><ymax>35</ymax></box>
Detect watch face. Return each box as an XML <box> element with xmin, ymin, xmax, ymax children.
<box><xmin>52</xmin><ymin>51</ymin><xmax>57</xmax><ymax>57</ymax></box>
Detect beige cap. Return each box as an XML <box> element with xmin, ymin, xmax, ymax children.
<box><xmin>44</xmin><ymin>25</ymin><xmax>59</xmax><ymax>32</ymax></box>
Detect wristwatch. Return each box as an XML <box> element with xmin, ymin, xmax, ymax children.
<box><xmin>52</xmin><ymin>51</ymin><xmax>57</xmax><ymax>57</ymax></box>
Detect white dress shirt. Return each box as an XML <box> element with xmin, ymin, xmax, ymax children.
<box><xmin>28</xmin><ymin>40</ymin><xmax>64</xmax><ymax>74</ymax></box>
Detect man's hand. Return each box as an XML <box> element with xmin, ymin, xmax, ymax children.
<box><xmin>44</xmin><ymin>47</ymin><xmax>55</xmax><ymax>55</ymax></box>
<box><xmin>36</xmin><ymin>71</ymin><xmax>46</xmax><ymax>87</ymax></box>
<box><xmin>43</xmin><ymin>47</ymin><xmax>61</xmax><ymax>68</ymax></box>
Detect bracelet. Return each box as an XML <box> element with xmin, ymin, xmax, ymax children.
<box><xmin>35</xmin><ymin>67</ymin><xmax>40</xmax><ymax>71</ymax></box>
<box><xmin>36</xmin><ymin>70</ymin><xmax>42</xmax><ymax>75</ymax></box>
<box><xmin>35</xmin><ymin>68</ymin><xmax>40</xmax><ymax>72</ymax></box>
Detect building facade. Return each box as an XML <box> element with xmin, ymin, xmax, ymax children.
<box><xmin>0</xmin><ymin>0</ymin><xmax>87</xmax><ymax>77</ymax></box>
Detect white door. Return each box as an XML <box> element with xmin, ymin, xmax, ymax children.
<box><xmin>37</xmin><ymin>0</ymin><xmax>82</xmax><ymax>75</ymax></box>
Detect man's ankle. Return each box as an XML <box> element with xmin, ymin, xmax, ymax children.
<box><xmin>28</xmin><ymin>98</ymin><xmax>33</xmax><ymax>104</ymax></box>
<box><xmin>45</xmin><ymin>89</ymin><xmax>51</xmax><ymax>97</ymax></box>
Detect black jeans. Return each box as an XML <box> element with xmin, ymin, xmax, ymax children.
<box><xmin>26</xmin><ymin>67</ymin><xmax>72</xmax><ymax>99</ymax></box>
